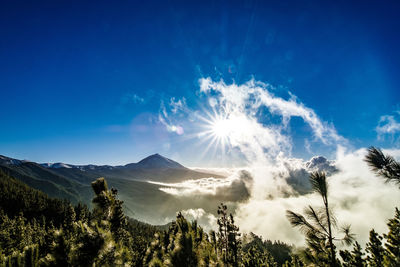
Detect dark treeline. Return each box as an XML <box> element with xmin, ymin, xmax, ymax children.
<box><xmin>0</xmin><ymin>146</ymin><xmax>399</xmax><ymax>266</ymax></box>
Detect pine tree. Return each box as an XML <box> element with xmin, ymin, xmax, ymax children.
<box><xmin>340</xmin><ymin>242</ymin><xmax>365</xmax><ymax>267</ymax></box>
<box><xmin>217</xmin><ymin>203</ymin><xmax>229</xmax><ymax>262</ymax></box>
<box><xmin>383</xmin><ymin>208</ymin><xmax>400</xmax><ymax>266</ymax></box>
<box><xmin>74</xmin><ymin>203</ymin><xmax>90</xmax><ymax>223</ymax></box>
<box><xmin>283</xmin><ymin>255</ymin><xmax>304</xmax><ymax>267</ymax></box>
<box><xmin>227</xmin><ymin>214</ymin><xmax>241</xmax><ymax>265</ymax></box>
<box><xmin>365</xmin><ymin>147</ymin><xmax>400</xmax><ymax>187</ymax></box>
<box><xmin>217</xmin><ymin>203</ymin><xmax>241</xmax><ymax>266</ymax></box>
<box><xmin>63</xmin><ymin>203</ymin><xmax>76</xmax><ymax>233</ymax></box>
<box><xmin>91</xmin><ymin>177</ymin><xmax>113</xmax><ymax>221</ymax></box>
<box><xmin>43</xmin><ymin>230</ymin><xmax>70</xmax><ymax>266</ymax></box>
<box><xmin>286</xmin><ymin>172</ymin><xmax>354</xmax><ymax>266</ymax></box>
<box><xmin>210</xmin><ymin>230</ymin><xmax>218</xmax><ymax>258</ymax></box>
<box><xmin>143</xmin><ymin>232</ymin><xmax>165</xmax><ymax>266</ymax></box>
<box><xmin>109</xmin><ymin>188</ymin><xmax>128</xmax><ymax>243</ymax></box>
<box><xmin>91</xmin><ymin>178</ymin><xmax>129</xmax><ymax>243</ymax></box>
<box><xmin>365</xmin><ymin>229</ymin><xmax>385</xmax><ymax>267</ymax></box>
<box><xmin>168</xmin><ymin>212</ymin><xmax>198</xmax><ymax>266</ymax></box>
<box><xmin>242</xmin><ymin>245</ymin><xmax>277</xmax><ymax>267</ymax></box>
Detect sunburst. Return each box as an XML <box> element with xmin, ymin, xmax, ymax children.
<box><xmin>195</xmin><ymin>108</ymin><xmax>246</xmax><ymax>161</ymax></box>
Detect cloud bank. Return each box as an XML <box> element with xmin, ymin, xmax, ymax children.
<box><xmin>159</xmin><ymin>77</ymin><xmax>400</xmax><ymax>248</ymax></box>
<box><xmin>148</xmin><ymin>170</ymin><xmax>252</xmax><ymax>202</ymax></box>
<box><xmin>236</xmin><ymin>149</ymin><xmax>400</xmax><ymax>247</ymax></box>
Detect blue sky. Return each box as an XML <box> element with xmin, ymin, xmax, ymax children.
<box><xmin>1</xmin><ymin>0</ymin><xmax>400</xmax><ymax>166</ymax></box>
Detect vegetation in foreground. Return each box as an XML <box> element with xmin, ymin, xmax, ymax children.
<box><xmin>0</xmin><ymin>146</ymin><xmax>399</xmax><ymax>266</ymax></box>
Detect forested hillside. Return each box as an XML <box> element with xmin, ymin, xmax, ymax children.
<box><xmin>0</xmin><ymin>160</ymin><xmax>93</xmax><ymax>205</ymax></box>
<box><xmin>0</xmin><ymin>154</ymin><xmax>234</xmax><ymax>224</ymax></box>
<box><xmin>0</xmin><ymin>147</ymin><xmax>399</xmax><ymax>266</ymax></box>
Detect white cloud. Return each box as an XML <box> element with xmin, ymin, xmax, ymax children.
<box><xmin>179</xmin><ymin>209</ymin><xmax>218</xmax><ymax>232</ymax></box>
<box><xmin>153</xmin><ymin>150</ymin><xmax>400</xmax><ymax>247</ymax></box>
<box><xmin>158</xmin><ymin>101</ymin><xmax>185</xmax><ymax>135</ymax></box>
<box><xmin>196</xmin><ymin>78</ymin><xmax>351</xmax><ymax>216</ymax></box>
<box><xmin>376</xmin><ymin>114</ymin><xmax>400</xmax><ymax>140</ymax></box>
<box><xmin>304</xmin><ymin>139</ymin><xmax>312</xmax><ymax>154</ymax></box>
<box><xmin>151</xmin><ymin>177</ymin><xmax>231</xmax><ymax>196</ymax></box>
<box><xmin>199</xmin><ymin>78</ymin><xmax>346</xmax><ymax>163</ymax></box>
<box><xmin>121</xmin><ymin>92</ymin><xmax>145</xmax><ymax>104</ymax></box>
<box><xmin>235</xmin><ymin>149</ymin><xmax>400</xmax><ymax>247</ymax></box>
<box><xmin>160</xmin><ymin>77</ymin><xmax>400</xmax><ymax>249</ymax></box>
<box><xmin>132</xmin><ymin>94</ymin><xmax>145</xmax><ymax>103</ymax></box>
<box><xmin>148</xmin><ymin>170</ymin><xmax>249</xmax><ymax>197</ymax></box>
<box><xmin>170</xmin><ymin>97</ymin><xmax>188</xmax><ymax>114</ymax></box>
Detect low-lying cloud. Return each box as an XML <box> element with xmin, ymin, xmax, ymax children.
<box><xmin>148</xmin><ymin>170</ymin><xmax>252</xmax><ymax>202</ymax></box>
<box><xmin>160</xmin><ymin>77</ymin><xmax>400</xmax><ymax>248</ymax></box>
<box><xmin>236</xmin><ymin>149</ymin><xmax>400</xmax><ymax>247</ymax></box>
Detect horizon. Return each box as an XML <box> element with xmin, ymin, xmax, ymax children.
<box><xmin>0</xmin><ymin>151</ymin><xmax>331</xmax><ymax>169</ymax></box>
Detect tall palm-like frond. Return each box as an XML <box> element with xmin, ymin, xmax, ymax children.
<box><xmin>286</xmin><ymin>210</ymin><xmax>316</xmax><ymax>234</ymax></box>
<box><xmin>304</xmin><ymin>206</ymin><xmax>328</xmax><ymax>234</ymax></box>
<box><xmin>310</xmin><ymin>172</ymin><xmax>328</xmax><ymax>198</ymax></box>
<box><xmin>327</xmin><ymin>207</ymin><xmax>338</xmax><ymax>229</ymax></box>
<box><xmin>365</xmin><ymin>146</ymin><xmax>400</xmax><ymax>186</ymax></box>
<box><xmin>340</xmin><ymin>224</ymin><xmax>355</xmax><ymax>246</ymax></box>
<box><xmin>286</xmin><ymin>171</ymin><xmax>353</xmax><ymax>267</ymax></box>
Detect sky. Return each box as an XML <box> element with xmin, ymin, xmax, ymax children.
<box><xmin>1</xmin><ymin>0</ymin><xmax>400</xmax><ymax>166</ymax></box>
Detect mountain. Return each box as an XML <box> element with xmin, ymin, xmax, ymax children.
<box><xmin>0</xmin><ymin>153</ymin><xmax>338</xmax><ymax>225</ymax></box>
<box><xmin>0</xmin><ymin>153</ymin><xmax>224</xmax><ymax>222</ymax></box>
<box><xmin>0</xmin><ymin>155</ymin><xmax>23</xmax><ymax>165</ymax></box>
<box><xmin>37</xmin><ymin>153</ymin><xmax>220</xmax><ymax>183</ymax></box>
<box><xmin>125</xmin><ymin>153</ymin><xmax>185</xmax><ymax>169</ymax></box>
<box><xmin>0</xmin><ymin>155</ymin><xmax>92</xmax><ymax>204</ymax></box>
<box><xmin>305</xmin><ymin>156</ymin><xmax>337</xmax><ymax>173</ymax></box>
<box><xmin>38</xmin><ymin>153</ymin><xmax>184</xmax><ymax>171</ymax></box>
<box><xmin>286</xmin><ymin>156</ymin><xmax>338</xmax><ymax>194</ymax></box>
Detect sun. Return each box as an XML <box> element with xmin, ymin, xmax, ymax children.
<box><xmin>211</xmin><ymin>118</ymin><xmax>232</xmax><ymax>138</ymax></box>
<box><xmin>195</xmin><ymin>109</ymin><xmax>247</xmax><ymax>159</ymax></box>
<box><xmin>203</xmin><ymin>113</ymin><xmax>246</xmax><ymax>144</ymax></box>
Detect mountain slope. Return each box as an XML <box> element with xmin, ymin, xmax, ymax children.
<box><xmin>0</xmin><ymin>154</ymin><xmax>223</xmax><ymax>212</ymax></box>
<box><xmin>39</xmin><ymin>153</ymin><xmax>223</xmax><ymax>183</ymax></box>
<box><xmin>0</xmin><ymin>155</ymin><xmax>92</xmax><ymax>204</ymax></box>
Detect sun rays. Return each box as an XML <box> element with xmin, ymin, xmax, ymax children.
<box><xmin>195</xmin><ymin>107</ymin><xmax>247</xmax><ymax>162</ymax></box>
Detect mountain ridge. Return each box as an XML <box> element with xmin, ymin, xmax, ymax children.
<box><xmin>0</xmin><ymin>153</ymin><xmax>224</xmax><ymax>213</ymax></box>
<box><xmin>35</xmin><ymin>153</ymin><xmax>185</xmax><ymax>171</ymax></box>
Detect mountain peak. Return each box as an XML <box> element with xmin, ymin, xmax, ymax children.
<box><xmin>305</xmin><ymin>156</ymin><xmax>337</xmax><ymax>174</ymax></box>
<box><xmin>149</xmin><ymin>153</ymin><xmax>161</xmax><ymax>157</ymax></box>
<box><xmin>134</xmin><ymin>153</ymin><xmax>185</xmax><ymax>169</ymax></box>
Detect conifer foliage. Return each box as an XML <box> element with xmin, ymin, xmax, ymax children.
<box><xmin>365</xmin><ymin>229</ymin><xmax>385</xmax><ymax>266</ymax></box>
<box><xmin>365</xmin><ymin>147</ymin><xmax>400</xmax><ymax>187</ymax></box>
<box><xmin>286</xmin><ymin>172</ymin><xmax>354</xmax><ymax>266</ymax></box>
<box><xmin>0</xmin><ymin>171</ymin><xmax>292</xmax><ymax>266</ymax></box>
<box><xmin>217</xmin><ymin>203</ymin><xmax>241</xmax><ymax>266</ymax></box>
